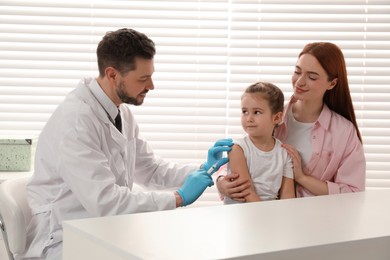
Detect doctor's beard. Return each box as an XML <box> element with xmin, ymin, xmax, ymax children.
<box><xmin>116</xmin><ymin>80</ymin><xmax>145</xmax><ymax>106</ymax></box>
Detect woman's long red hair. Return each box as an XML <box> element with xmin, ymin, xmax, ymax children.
<box><xmin>299</xmin><ymin>42</ymin><xmax>362</xmax><ymax>143</ymax></box>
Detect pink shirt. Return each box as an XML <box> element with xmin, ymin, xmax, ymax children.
<box><xmin>274</xmin><ymin>98</ymin><xmax>366</xmax><ymax>197</ymax></box>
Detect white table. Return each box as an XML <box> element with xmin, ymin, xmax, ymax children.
<box><xmin>63</xmin><ymin>189</ymin><xmax>390</xmax><ymax>260</ymax></box>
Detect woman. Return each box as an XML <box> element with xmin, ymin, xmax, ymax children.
<box><xmin>218</xmin><ymin>42</ymin><xmax>366</xmax><ymax>200</ymax></box>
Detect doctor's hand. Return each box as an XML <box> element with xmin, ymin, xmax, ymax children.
<box><xmin>202</xmin><ymin>138</ymin><xmax>233</xmax><ymax>174</ymax></box>
<box><xmin>176</xmin><ymin>169</ymin><xmax>214</xmax><ymax>207</ymax></box>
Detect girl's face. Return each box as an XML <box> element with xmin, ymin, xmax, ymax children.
<box><xmin>241</xmin><ymin>93</ymin><xmax>281</xmax><ymax>138</ymax></box>
<box><xmin>292</xmin><ymin>53</ymin><xmax>337</xmax><ymax>103</ymax></box>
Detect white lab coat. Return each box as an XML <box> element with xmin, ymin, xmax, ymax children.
<box><xmin>21</xmin><ymin>78</ymin><xmax>198</xmax><ymax>259</ymax></box>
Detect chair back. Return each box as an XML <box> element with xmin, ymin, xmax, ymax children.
<box><xmin>0</xmin><ymin>176</ymin><xmax>32</xmax><ymax>260</ymax></box>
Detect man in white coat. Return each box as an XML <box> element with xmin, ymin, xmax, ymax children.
<box><xmin>20</xmin><ymin>28</ymin><xmax>233</xmax><ymax>260</ymax></box>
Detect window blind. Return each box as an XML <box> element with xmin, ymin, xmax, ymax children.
<box><xmin>0</xmin><ymin>0</ymin><xmax>389</xmax><ymax>207</ymax></box>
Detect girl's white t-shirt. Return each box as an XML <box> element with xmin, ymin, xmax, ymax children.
<box><xmin>225</xmin><ymin>136</ymin><xmax>293</xmax><ymax>203</ymax></box>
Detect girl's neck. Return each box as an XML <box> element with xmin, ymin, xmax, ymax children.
<box><xmin>249</xmin><ymin>135</ymin><xmax>275</xmax><ymax>152</ymax></box>
<box><xmin>292</xmin><ymin>100</ymin><xmax>323</xmax><ymax>123</ymax></box>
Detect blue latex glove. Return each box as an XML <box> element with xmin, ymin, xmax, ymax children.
<box><xmin>177</xmin><ymin>169</ymin><xmax>214</xmax><ymax>207</ymax></box>
<box><xmin>202</xmin><ymin>138</ymin><xmax>233</xmax><ymax>174</ymax></box>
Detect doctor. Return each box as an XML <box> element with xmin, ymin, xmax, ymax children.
<box><xmin>21</xmin><ymin>28</ymin><xmax>233</xmax><ymax>260</ymax></box>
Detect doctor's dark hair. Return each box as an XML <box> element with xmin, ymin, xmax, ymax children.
<box><xmin>299</xmin><ymin>42</ymin><xmax>362</xmax><ymax>143</ymax></box>
<box><xmin>97</xmin><ymin>28</ymin><xmax>155</xmax><ymax>77</ymax></box>
<box><xmin>243</xmin><ymin>82</ymin><xmax>284</xmax><ymax>115</ymax></box>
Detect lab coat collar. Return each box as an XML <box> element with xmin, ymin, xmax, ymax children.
<box><xmin>75</xmin><ymin>78</ymin><xmax>126</xmax><ymax>145</ymax></box>
<box><xmin>89</xmin><ymin>78</ymin><xmax>119</xmax><ymax>124</ymax></box>
<box><xmin>74</xmin><ymin>78</ymin><xmax>111</xmax><ymax>126</ymax></box>
<box><xmin>75</xmin><ymin>78</ymin><xmax>118</xmax><ymax>129</ymax></box>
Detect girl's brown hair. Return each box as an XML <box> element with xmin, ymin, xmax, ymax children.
<box><xmin>244</xmin><ymin>82</ymin><xmax>284</xmax><ymax>115</ymax></box>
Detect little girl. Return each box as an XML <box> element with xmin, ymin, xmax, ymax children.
<box><xmin>224</xmin><ymin>82</ymin><xmax>295</xmax><ymax>203</ymax></box>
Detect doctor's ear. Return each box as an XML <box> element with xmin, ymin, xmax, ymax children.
<box><xmin>105</xmin><ymin>67</ymin><xmax>118</xmax><ymax>83</ymax></box>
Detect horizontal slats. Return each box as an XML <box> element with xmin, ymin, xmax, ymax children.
<box><xmin>0</xmin><ymin>0</ymin><xmax>389</xmax><ymax>197</ymax></box>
